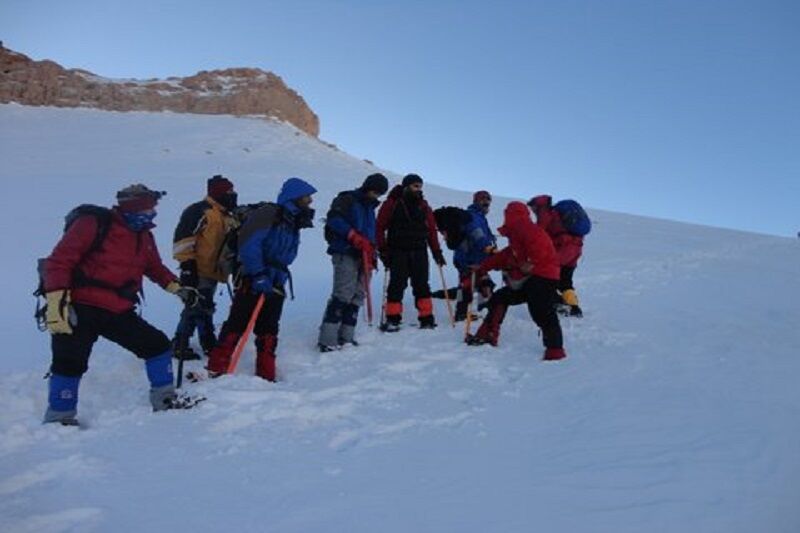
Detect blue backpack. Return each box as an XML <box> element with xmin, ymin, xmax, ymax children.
<box><xmin>553</xmin><ymin>200</ymin><xmax>591</xmax><ymax>236</ymax></box>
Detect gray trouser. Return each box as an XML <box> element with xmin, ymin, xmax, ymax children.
<box><xmin>318</xmin><ymin>253</ymin><xmax>366</xmax><ymax>346</ymax></box>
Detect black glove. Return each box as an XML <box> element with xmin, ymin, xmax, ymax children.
<box><xmin>179</xmin><ymin>260</ymin><xmax>199</xmax><ymax>288</ymax></box>
<box><xmin>432</xmin><ymin>249</ymin><xmax>446</xmax><ymax>267</ymax></box>
<box><xmin>176</xmin><ymin>286</ymin><xmax>201</xmax><ymax>308</ymax></box>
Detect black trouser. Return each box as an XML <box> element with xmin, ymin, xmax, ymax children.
<box><xmin>487</xmin><ymin>276</ymin><xmax>563</xmax><ymax>349</ymax></box>
<box><xmin>559</xmin><ymin>266</ymin><xmax>576</xmax><ymax>293</ymax></box>
<box><xmin>217</xmin><ymin>287</ymin><xmax>285</xmax><ymax>339</ymax></box>
<box><xmin>174</xmin><ymin>278</ymin><xmax>217</xmax><ymax>342</ymax></box>
<box><xmin>51</xmin><ymin>304</ymin><xmax>171</xmax><ymax>377</ymax></box>
<box><xmin>387</xmin><ymin>248</ymin><xmax>431</xmax><ymax>303</ymax></box>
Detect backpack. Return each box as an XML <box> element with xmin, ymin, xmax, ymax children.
<box><xmin>433</xmin><ymin>206</ymin><xmax>473</xmax><ymax>250</ymax></box>
<box><xmin>216</xmin><ymin>201</ymin><xmax>269</xmax><ymax>280</ymax></box>
<box><xmin>553</xmin><ymin>200</ymin><xmax>591</xmax><ymax>237</ymax></box>
<box><xmin>34</xmin><ymin>205</ymin><xmax>114</xmax><ymax>330</ymax></box>
<box><xmin>323</xmin><ymin>191</ymin><xmax>353</xmax><ymax>244</ymax></box>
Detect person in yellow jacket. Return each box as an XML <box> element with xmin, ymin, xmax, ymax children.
<box><xmin>172</xmin><ymin>175</ymin><xmax>239</xmax><ymax>359</ymax></box>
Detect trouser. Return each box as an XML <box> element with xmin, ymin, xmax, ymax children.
<box><xmin>318</xmin><ymin>253</ymin><xmax>366</xmax><ymax>346</ymax></box>
<box><xmin>456</xmin><ymin>270</ymin><xmax>495</xmax><ymax>306</ymax></box>
<box><xmin>559</xmin><ymin>266</ymin><xmax>576</xmax><ymax>292</ymax></box>
<box><xmin>386</xmin><ymin>248</ymin><xmax>432</xmax><ymax>319</ymax></box>
<box><xmin>173</xmin><ymin>277</ymin><xmax>218</xmax><ymax>349</ymax></box>
<box><xmin>477</xmin><ymin>276</ymin><xmax>563</xmax><ymax>349</ymax></box>
<box><xmin>51</xmin><ymin>304</ymin><xmax>172</xmax><ymax>377</ymax></box>
<box><xmin>207</xmin><ymin>283</ymin><xmax>285</xmax><ymax>377</ymax></box>
<box><xmin>47</xmin><ymin>303</ymin><xmax>174</xmax><ymax>419</ymax></box>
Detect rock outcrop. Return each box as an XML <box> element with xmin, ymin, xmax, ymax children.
<box><xmin>0</xmin><ymin>44</ymin><xmax>319</xmax><ymax>136</ymax></box>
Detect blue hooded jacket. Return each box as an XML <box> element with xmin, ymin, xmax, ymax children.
<box><xmin>325</xmin><ymin>188</ymin><xmax>379</xmax><ymax>256</ymax></box>
<box><xmin>453</xmin><ymin>203</ymin><xmax>496</xmax><ymax>272</ymax></box>
<box><xmin>238</xmin><ymin>177</ymin><xmax>317</xmax><ymax>289</ymax></box>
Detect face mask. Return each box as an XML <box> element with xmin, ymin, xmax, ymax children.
<box><xmin>480</xmin><ymin>202</ymin><xmax>491</xmax><ymax>214</ymax></box>
<box><xmin>122</xmin><ymin>211</ymin><xmax>157</xmax><ymax>232</ymax></box>
<box><xmin>295</xmin><ymin>206</ymin><xmax>315</xmax><ymax>229</ymax></box>
<box><xmin>216</xmin><ymin>192</ymin><xmax>238</xmax><ymax>211</ymax></box>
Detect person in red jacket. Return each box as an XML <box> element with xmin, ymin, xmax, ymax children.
<box><xmin>466</xmin><ymin>201</ymin><xmax>566</xmax><ymax>361</ymax></box>
<box><xmin>42</xmin><ymin>185</ymin><xmax>199</xmax><ymax>426</ymax></box>
<box><xmin>376</xmin><ymin>174</ymin><xmax>445</xmax><ymax>331</ymax></box>
<box><xmin>528</xmin><ymin>195</ymin><xmax>584</xmax><ymax>317</ymax></box>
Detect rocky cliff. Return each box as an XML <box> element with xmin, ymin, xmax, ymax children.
<box><xmin>0</xmin><ymin>44</ymin><xmax>319</xmax><ymax>137</ymax></box>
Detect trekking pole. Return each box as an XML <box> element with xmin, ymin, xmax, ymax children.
<box><xmin>226</xmin><ymin>293</ymin><xmax>266</xmax><ymax>374</ymax></box>
<box><xmin>437</xmin><ymin>264</ymin><xmax>455</xmax><ymax>327</ymax></box>
<box><xmin>464</xmin><ymin>270</ymin><xmax>477</xmax><ymax>339</ymax></box>
<box><xmin>379</xmin><ymin>268</ymin><xmax>389</xmax><ymax>328</ymax></box>
<box><xmin>361</xmin><ymin>249</ymin><xmax>374</xmax><ymax>326</ymax></box>
<box><xmin>176</xmin><ymin>351</ymin><xmax>185</xmax><ymax>389</ymax></box>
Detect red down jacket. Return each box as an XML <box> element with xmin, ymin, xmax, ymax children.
<box><xmin>478</xmin><ymin>202</ymin><xmax>560</xmax><ymax>282</ymax></box>
<box><xmin>535</xmin><ymin>205</ymin><xmax>583</xmax><ymax>268</ymax></box>
<box><xmin>45</xmin><ymin>210</ymin><xmax>177</xmax><ymax>313</ymax></box>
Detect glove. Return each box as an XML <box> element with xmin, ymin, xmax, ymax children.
<box><xmin>251</xmin><ymin>272</ymin><xmax>275</xmax><ymax>294</ymax></box>
<box><xmin>166</xmin><ymin>281</ymin><xmax>202</xmax><ymax>307</ymax></box>
<box><xmin>45</xmin><ymin>289</ymin><xmax>73</xmax><ymax>335</ymax></box>
<box><xmin>432</xmin><ymin>249</ymin><xmax>446</xmax><ymax>267</ymax></box>
<box><xmin>347</xmin><ymin>230</ymin><xmax>373</xmax><ymax>254</ymax></box>
<box><xmin>179</xmin><ymin>260</ymin><xmax>199</xmax><ymax>288</ymax></box>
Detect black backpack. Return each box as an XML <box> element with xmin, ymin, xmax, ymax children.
<box><xmin>433</xmin><ymin>206</ymin><xmax>473</xmax><ymax>251</ymax></box>
<box><xmin>216</xmin><ymin>201</ymin><xmax>268</xmax><ymax>281</ymax></box>
<box><xmin>34</xmin><ymin>205</ymin><xmax>113</xmax><ymax>330</ymax></box>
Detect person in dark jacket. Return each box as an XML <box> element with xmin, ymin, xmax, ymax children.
<box><xmin>452</xmin><ymin>190</ymin><xmax>497</xmax><ymax>321</ymax></box>
<box><xmin>466</xmin><ymin>202</ymin><xmax>566</xmax><ymax>361</ymax></box>
<box><xmin>318</xmin><ymin>173</ymin><xmax>389</xmax><ymax>351</ymax></box>
<box><xmin>171</xmin><ymin>175</ymin><xmax>239</xmax><ymax>360</ymax></box>
<box><xmin>376</xmin><ymin>174</ymin><xmax>445</xmax><ymax>331</ymax></box>
<box><xmin>42</xmin><ymin>185</ymin><xmax>200</xmax><ymax>425</ymax></box>
<box><xmin>207</xmin><ymin>177</ymin><xmax>317</xmax><ymax>381</ymax></box>
<box><xmin>528</xmin><ymin>195</ymin><xmax>585</xmax><ymax>317</ymax></box>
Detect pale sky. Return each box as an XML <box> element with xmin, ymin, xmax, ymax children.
<box><xmin>2</xmin><ymin>0</ymin><xmax>798</xmax><ymax>235</ymax></box>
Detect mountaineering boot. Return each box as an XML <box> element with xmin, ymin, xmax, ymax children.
<box><xmin>150</xmin><ymin>384</ymin><xmax>205</xmax><ymax>411</ymax></box>
<box><xmin>465</xmin><ymin>303</ymin><xmax>506</xmax><ymax>347</ymax></box>
<box><xmin>543</xmin><ymin>347</ymin><xmax>567</xmax><ymax>361</ymax></box>
<box><xmin>319</xmin><ymin>297</ymin><xmax>346</xmax><ymax>348</ymax></box>
<box><xmin>561</xmin><ymin>289</ymin><xmax>583</xmax><ymax>318</ymax></box>
<box><xmin>172</xmin><ymin>334</ymin><xmax>201</xmax><ymax>361</ymax></box>
<box><xmin>416</xmin><ymin>297</ymin><xmax>435</xmax><ymax>329</ymax></box>
<box><xmin>206</xmin><ymin>331</ymin><xmax>239</xmax><ymax>376</ymax></box>
<box><xmin>318</xmin><ymin>343</ymin><xmax>338</xmax><ymax>353</ymax></box>
<box><xmin>338</xmin><ymin>303</ymin><xmax>359</xmax><ymax>345</ymax></box>
<box><xmin>382</xmin><ymin>301</ymin><xmax>403</xmax><ymax>332</ymax></box>
<box><xmin>255</xmin><ymin>334</ymin><xmax>278</xmax><ymax>382</ymax></box>
<box><xmin>419</xmin><ymin>315</ymin><xmax>437</xmax><ymax>329</ymax></box>
<box><xmin>43</xmin><ymin>374</ymin><xmax>80</xmax><ymax>425</ymax></box>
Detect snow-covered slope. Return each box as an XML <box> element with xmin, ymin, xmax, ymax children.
<box><xmin>1</xmin><ymin>103</ymin><xmax>799</xmax><ymax>533</ymax></box>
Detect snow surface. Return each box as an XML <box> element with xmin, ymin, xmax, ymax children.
<box><xmin>1</xmin><ymin>103</ymin><xmax>799</xmax><ymax>532</ymax></box>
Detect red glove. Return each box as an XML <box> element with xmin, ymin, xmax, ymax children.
<box><xmin>348</xmin><ymin>230</ymin><xmax>373</xmax><ymax>254</ymax></box>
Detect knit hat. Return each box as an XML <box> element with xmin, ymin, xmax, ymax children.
<box><xmin>361</xmin><ymin>173</ymin><xmax>389</xmax><ymax>195</ymax></box>
<box><xmin>116</xmin><ymin>184</ymin><xmax>165</xmax><ymax>213</ymax></box>
<box><xmin>473</xmin><ymin>190</ymin><xmax>492</xmax><ymax>204</ymax></box>
<box><xmin>402</xmin><ymin>173</ymin><xmax>423</xmax><ymax>187</ymax></box>
<box><xmin>527</xmin><ymin>195</ymin><xmax>552</xmax><ymax>211</ymax></box>
<box><xmin>207</xmin><ymin>175</ymin><xmax>234</xmax><ymax>199</ymax></box>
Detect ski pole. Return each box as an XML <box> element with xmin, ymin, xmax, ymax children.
<box><xmin>362</xmin><ymin>249</ymin><xmax>374</xmax><ymax>326</ymax></box>
<box><xmin>437</xmin><ymin>263</ymin><xmax>455</xmax><ymax>327</ymax></box>
<box><xmin>464</xmin><ymin>270</ymin><xmax>477</xmax><ymax>339</ymax></box>
<box><xmin>227</xmin><ymin>293</ymin><xmax>266</xmax><ymax>374</ymax></box>
<box><xmin>379</xmin><ymin>268</ymin><xmax>389</xmax><ymax>328</ymax></box>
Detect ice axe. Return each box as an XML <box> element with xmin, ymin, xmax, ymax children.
<box><xmin>464</xmin><ymin>270</ymin><xmax>477</xmax><ymax>340</ymax></box>
<box><xmin>362</xmin><ymin>248</ymin><xmax>374</xmax><ymax>326</ymax></box>
<box><xmin>437</xmin><ymin>263</ymin><xmax>455</xmax><ymax>328</ymax></box>
<box><xmin>227</xmin><ymin>293</ymin><xmax>266</xmax><ymax>374</ymax></box>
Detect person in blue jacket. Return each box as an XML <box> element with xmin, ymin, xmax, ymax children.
<box><xmin>207</xmin><ymin>177</ymin><xmax>317</xmax><ymax>381</ymax></box>
<box><xmin>454</xmin><ymin>190</ymin><xmax>497</xmax><ymax>321</ymax></box>
<box><xmin>318</xmin><ymin>173</ymin><xmax>389</xmax><ymax>351</ymax></box>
